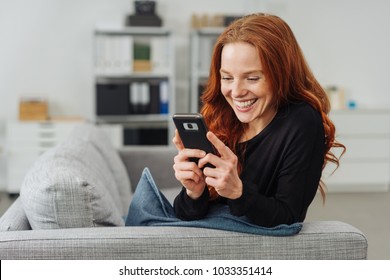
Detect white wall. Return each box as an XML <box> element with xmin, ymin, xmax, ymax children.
<box><xmin>0</xmin><ymin>0</ymin><xmax>390</xmax><ymax>189</ymax></box>
<box><xmin>278</xmin><ymin>0</ymin><xmax>390</xmax><ymax>109</ymax></box>
<box><xmin>1</xmin><ymin>0</ymin><xmax>389</xmax><ymax>121</ymax></box>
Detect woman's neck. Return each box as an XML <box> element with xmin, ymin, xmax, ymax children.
<box><xmin>240</xmin><ymin>107</ymin><xmax>277</xmax><ymax>142</ymax></box>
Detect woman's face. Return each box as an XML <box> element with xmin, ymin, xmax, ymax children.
<box><xmin>220</xmin><ymin>42</ymin><xmax>275</xmax><ymax>132</ymax></box>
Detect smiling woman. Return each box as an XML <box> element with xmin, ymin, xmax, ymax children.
<box><xmin>123</xmin><ymin>13</ymin><xmax>346</xmax><ymax>230</ymax></box>
<box><xmin>172</xmin><ymin>13</ymin><xmax>346</xmax><ymax>227</ymax></box>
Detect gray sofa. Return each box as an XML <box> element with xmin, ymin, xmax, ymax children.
<box><xmin>0</xmin><ymin>124</ymin><xmax>367</xmax><ymax>259</ymax></box>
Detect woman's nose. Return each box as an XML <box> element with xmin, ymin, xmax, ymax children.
<box><xmin>231</xmin><ymin>80</ymin><xmax>246</xmax><ymax>97</ymax></box>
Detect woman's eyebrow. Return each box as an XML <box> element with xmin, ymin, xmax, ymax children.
<box><xmin>220</xmin><ymin>69</ymin><xmax>263</xmax><ymax>75</ymax></box>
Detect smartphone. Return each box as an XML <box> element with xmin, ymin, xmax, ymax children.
<box><xmin>173</xmin><ymin>113</ymin><xmax>215</xmax><ymax>166</ymax></box>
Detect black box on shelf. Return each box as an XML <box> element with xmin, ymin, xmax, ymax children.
<box><xmin>125</xmin><ymin>14</ymin><xmax>162</xmax><ymax>27</ymax></box>
<box><xmin>96</xmin><ymin>84</ymin><xmax>130</xmax><ymax>115</ymax></box>
<box><xmin>124</xmin><ymin>127</ymin><xmax>168</xmax><ymax>145</ymax></box>
<box><xmin>149</xmin><ymin>82</ymin><xmax>162</xmax><ymax>114</ymax></box>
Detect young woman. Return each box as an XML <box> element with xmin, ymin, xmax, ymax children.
<box><xmin>172</xmin><ymin>13</ymin><xmax>345</xmax><ymax>227</ymax></box>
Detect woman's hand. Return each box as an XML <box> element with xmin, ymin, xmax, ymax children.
<box><xmin>172</xmin><ymin>130</ymin><xmax>207</xmax><ymax>199</ymax></box>
<box><xmin>198</xmin><ymin>131</ymin><xmax>243</xmax><ymax>200</ymax></box>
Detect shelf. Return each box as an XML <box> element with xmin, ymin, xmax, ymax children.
<box><xmin>190</xmin><ymin>29</ymin><xmax>222</xmax><ymax>112</ymax></box>
<box><xmin>95</xmin><ymin>26</ymin><xmax>171</xmax><ymax>36</ymax></box>
<box><xmin>96</xmin><ymin>114</ymin><xmax>169</xmax><ymax>124</ymax></box>
<box><xmin>96</xmin><ymin>74</ymin><xmax>170</xmax><ymax>83</ymax></box>
<box><xmin>94</xmin><ymin>26</ymin><xmax>175</xmax><ymax>146</ymax></box>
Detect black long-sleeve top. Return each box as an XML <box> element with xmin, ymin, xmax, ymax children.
<box><xmin>173</xmin><ymin>102</ymin><xmax>325</xmax><ymax>227</ymax></box>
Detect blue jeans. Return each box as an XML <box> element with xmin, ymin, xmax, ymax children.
<box><xmin>125</xmin><ymin>168</ymin><xmax>302</xmax><ymax>236</ymax></box>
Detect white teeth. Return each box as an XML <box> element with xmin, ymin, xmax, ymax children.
<box><xmin>234</xmin><ymin>99</ymin><xmax>256</xmax><ymax>108</ymax></box>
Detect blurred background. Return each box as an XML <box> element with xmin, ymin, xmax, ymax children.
<box><xmin>0</xmin><ymin>0</ymin><xmax>389</xmax><ymax>259</ymax></box>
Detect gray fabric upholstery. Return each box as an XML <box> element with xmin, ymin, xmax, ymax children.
<box><xmin>0</xmin><ymin>197</ymin><xmax>31</xmax><ymax>231</ymax></box>
<box><xmin>119</xmin><ymin>146</ymin><xmax>179</xmax><ymax>192</ymax></box>
<box><xmin>0</xmin><ymin>124</ymin><xmax>368</xmax><ymax>259</ymax></box>
<box><xmin>70</xmin><ymin>124</ymin><xmax>131</xmax><ymax>214</ymax></box>
<box><xmin>0</xmin><ymin>222</ymin><xmax>367</xmax><ymax>259</ymax></box>
<box><xmin>19</xmin><ymin>125</ymin><xmax>128</xmax><ymax>229</ymax></box>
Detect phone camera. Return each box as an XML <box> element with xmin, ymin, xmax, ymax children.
<box><xmin>183</xmin><ymin>122</ymin><xmax>199</xmax><ymax>131</ymax></box>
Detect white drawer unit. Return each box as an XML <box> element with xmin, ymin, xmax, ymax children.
<box><xmin>5</xmin><ymin>121</ymin><xmax>82</xmax><ymax>193</ymax></box>
<box><xmin>323</xmin><ymin>110</ymin><xmax>390</xmax><ymax>192</ymax></box>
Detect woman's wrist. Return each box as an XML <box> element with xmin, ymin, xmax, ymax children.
<box><xmin>186</xmin><ymin>188</ymin><xmax>205</xmax><ymax>200</ymax></box>
<box><xmin>229</xmin><ymin>180</ymin><xmax>243</xmax><ymax>200</ymax></box>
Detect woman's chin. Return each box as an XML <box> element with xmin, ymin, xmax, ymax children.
<box><xmin>234</xmin><ymin>112</ymin><xmax>255</xmax><ymax>124</ymax></box>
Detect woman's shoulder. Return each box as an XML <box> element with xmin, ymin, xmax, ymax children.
<box><xmin>279</xmin><ymin>102</ymin><xmax>322</xmax><ymax>125</ymax></box>
<box><xmin>273</xmin><ymin>102</ymin><xmax>324</xmax><ymax>138</ymax></box>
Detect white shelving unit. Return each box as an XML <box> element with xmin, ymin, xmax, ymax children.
<box><xmin>94</xmin><ymin>26</ymin><xmax>176</xmax><ymax>145</ymax></box>
<box><xmin>323</xmin><ymin>109</ymin><xmax>390</xmax><ymax>192</ymax></box>
<box><xmin>5</xmin><ymin>120</ymin><xmax>83</xmax><ymax>194</ymax></box>
<box><xmin>189</xmin><ymin>27</ymin><xmax>223</xmax><ymax>112</ymax></box>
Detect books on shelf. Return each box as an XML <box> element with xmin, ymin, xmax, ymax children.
<box><xmin>159</xmin><ymin>80</ymin><xmax>169</xmax><ymax>114</ymax></box>
<box><xmin>129</xmin><ymin>81</ymin><xmax>169</xmax><ymax>115</ymax></box>
<box><xmin>130</xmin><ymin>82</ymin><xmax>151</xmax><ymax>114</ymax></box>
<box><xmin>96</xmin><ymin>80</ymin><xmax>170</xmax><ymax>116</ymax></box>
<box><xmin>95</xmin><ymin>35</ymin><xmax>133</xmax><ymax>76</ymax></box>
<box><xmin>133</xmin><ymin>42</ymin><xmax>151</xmax><ymax>72</ymax></box>
<box><xmin>94</xmin><ymin>34</ymin><xmax>170</xmax><ymax>76</ymax></box>
<box><xmin>150</xmin><ymin>37</ymin><xmax>170</xmax><ymax>74</ymax></box>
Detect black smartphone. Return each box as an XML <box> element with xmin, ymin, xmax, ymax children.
<box><xmin>173</xmin><ymin>113</ymin><xmax>215</xmax><ymax>165</ymax></box>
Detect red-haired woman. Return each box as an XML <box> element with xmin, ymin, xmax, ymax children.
<box><xmin>172</xmin><ymin>13</ymin><xmax>345</xmax><ymax>227</ymax></box>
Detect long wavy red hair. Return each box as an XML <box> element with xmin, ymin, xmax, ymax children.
<box><xmin>200</xmin><ymin>13</ymin><xmax>345</xmax><ymax>201</ymax></box>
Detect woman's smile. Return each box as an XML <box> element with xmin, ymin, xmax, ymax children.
<box><xmin>233</xmin><ymin>98</ymin><xmax>258</xmax><ymax>111</ymax></box>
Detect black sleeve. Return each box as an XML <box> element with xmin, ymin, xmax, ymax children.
<box><xmin>228</xmin><ymin>108</ymin><xmax>325</xmax><ymax>227</ymax></box>
<box><xmin>173</xmin><ymin>187</ymin><xmax>210</xmax><ymax>220</ymax></box>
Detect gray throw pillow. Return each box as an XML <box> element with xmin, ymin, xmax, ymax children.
<box><xmin>68</xmin><ymin>124</ymin><xmax>131</xmax><ymax>215</ymax></box>
<box><xmin>20</xmin><ymin>137</ymin><xmax>125</xmax><ymax>229</ymax></box>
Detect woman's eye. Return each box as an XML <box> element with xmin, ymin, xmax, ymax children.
<box><xmin>222</xmin><ymin>76</ymin><xmax>233</xmax><ymax>81</ymax></box>
<box><xmin>247</xmin><ymin>77</ymin><xmax>260</xmax><ymax>81</ymax></box>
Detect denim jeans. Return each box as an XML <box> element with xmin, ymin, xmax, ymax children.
<box><xmin>125</xmin><ymin>168</ymin><xmax>302</xmax><ymax>236</ymax></box>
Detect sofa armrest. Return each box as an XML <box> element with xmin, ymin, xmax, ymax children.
<box><xmin>0</xmin><ymin>197</ymin><xmax>31</xmax><ymax>231</ymax></box>
<box><xmin>0</xmin><ymin>221</ymin><xmax>367</xmax><ymax>260</ymax></box>
<box><xmin>118</xmin><ymin>146</ymin><xmax>179</xmax><ymax>191</ymax></box>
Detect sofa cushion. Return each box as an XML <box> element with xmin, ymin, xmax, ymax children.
<box><xmin>20</xmin><ymin>135</ymin><xmax>125</xmax><ymax>229</ymax></box>
<box><xmin>69</xmin><ymin>124</ymin><xmax>131</xmax><ymax>215</ymax></box>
